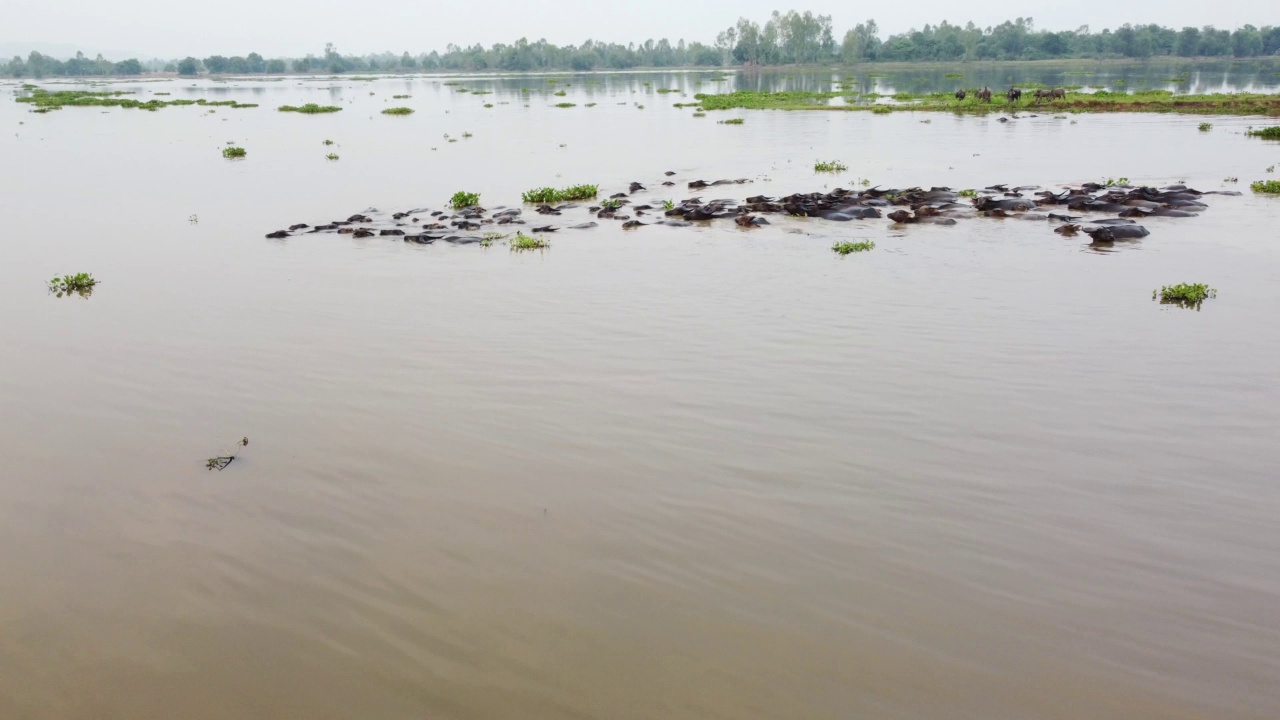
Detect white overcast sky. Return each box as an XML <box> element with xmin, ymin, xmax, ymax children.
<box><xmin>5</xmin><ymin>0</ymin><xmax>1279</xmax><ymax>58</ymax></box>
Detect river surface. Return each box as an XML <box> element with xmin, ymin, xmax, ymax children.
<box><xmin>2</xmin><ymin>68</ymin><xmax>1279</xmax><ymax>720</ymax></box>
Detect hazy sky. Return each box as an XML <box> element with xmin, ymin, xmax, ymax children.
<box><xmin>6</xmin><ymin>0</ymin><xmax>1279</xmax><ymax>59</ymax></box>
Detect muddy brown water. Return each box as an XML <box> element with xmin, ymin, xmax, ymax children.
<box><xmin>2</xmin><ymin>71</ymin><xmax>1279</xmax><ymax>720</ymax></box>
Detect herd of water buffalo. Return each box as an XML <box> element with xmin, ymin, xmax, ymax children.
<box><xmin>264</xmin><ymin>175</ymin><xmax>1234</xmax><ymax>247</ymax></box>
<box><xmin>956</xmin><ymin>86</ymin><xmax>1067</xmax><ymax>103</ymax></box>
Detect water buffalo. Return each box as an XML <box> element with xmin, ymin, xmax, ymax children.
<box><xmin>977</xmin><ymin>87</ymin><xmax>993</xmax><ymax>103</ymax></box>
<box><xmin>1034</xmin><ymin>88</ymin><xmax>1067</xmax><ymax>103</ymax></box>
<box><xmin>955</xmin><ymin>89</ymin><xmax>967</xmax><ymax>101</ymax></box>
<box><xmin>1007</xmin><ymin>87</ymin><xmax>1023</xmax><ymax>103</ymax></box>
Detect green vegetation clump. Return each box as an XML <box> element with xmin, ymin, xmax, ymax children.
<box><xmin>600</xmin><ymin>198</ymin><xmax>622</xmax><ymax>210</ymax></box>
<box><xmin>692</xmin><ymin>112</ymin><xmax>706</xmax><ymax>118</ymax></box>
<box><xmin>1198</xmin><ymin>122</ymin><xmax>1213</xmax><ymax>131</ymax></box>
<box><xmin>958</xmin><ymin>189</ymin><xmax>977</xmax><ymax>198</ymax></box>
<box><xmin>48</xmin><ymin>273</ymin><xmax>98</xmax><ymax>298</ymax></box>
<box><xmin>521</xmin><ymin>185</ymin><xmax>599</xmax><ymax>203</ymax></box>
<box><xmin>1154</xmin><ymin>283</ymin><xmax>1217</xmax><ymax>309</ymax></box>
<box><xmin>450</xmin><ymin>191</ymin><xmax>480</xmax><ymax>209</ymax></box>
<box><xmin>832</xmin><ymin>241</ymin><xmax>875</xmax><ymax>255</ymax></box>
<box><xmin>656</xmin><ymin>88</ymin><xmax>680</xmax><ymax>94</ymax></box>
<box><xmin>17</xmin><ymin>88</ymin><xmax>257</xmax><ymax>111</ymax></box>
<box><xmin>381</xmin><ymin>107</ymin><xmax>414</xmax><ymax>115</ymax></box>
<box><xmin>509</xmin><ymin>232</ymin><xmax>549</xmax><ymax>251</ymax></box>
<box><xmin>662</xmin><ymin>200</ymin><xmax>675</xmax><ymax>210</ymax></box>
<box><xmin>1105</xmin><ymin>177</ymin><xmax>1131</xmax><ymax>187</ymax></box>
<box><xmin>585</xmin><ymin>102</ymin><xmax>597</xmax><ymax>107</ymax></box>
<box><xmin>691</xmin><ymin>88</ymin><xmax>1280</xmax><ymax>117</ymax></box>
<box><xmin>814</xmin><ymin>160</ymin><xmax>848</xmax><ymax>173</ymax></box>
<box><xmin>222</xmin><ymin>146</ymin><xmax>246</xmax><ymax>158</ymax></box>
<box><xmin>325</xmin><ymin>153</ymin><xmax>339</xmax><ymax>160</ymax></box>
<box><xmin>554</xmin><ymin>90</ymin><xmax>567</xmax><ymax>97</ymax></box>
<box><xmin>944</xmin><ymin>72</ymin><xmax>963</xmax><ymax>79</ymax></box>
<box><xmin>554</xmin><ymin>102</ymin><xmax>577</xmax><ymax>108</ymax></box>
<box><xmin>392</xmin><ymin>94</ymin><xmax>411</xmax><ymax>99</ymax></box>
<box><xmin>322</xmin><ymin>139</ymin><xmax>335</xmax><ymax>145</ymax></box>
<box><xmin>1252</xmin><ymin>180</ymin><xmax>1280</xmax><ymax>193</ymax></box>
<box><xmin>278</xmin><ymin>103</ymin><xmax>342</xmax><ymax>113</ymax></box>
<box><xmin>718</xmin><ymin>118</ymin><xmax>744</xmax><ymax>125</ymax></box>
<box><xmin>1247</xmin><ymin>126</ymin><xmax>1280</xmax><ymax>139</ymax></box>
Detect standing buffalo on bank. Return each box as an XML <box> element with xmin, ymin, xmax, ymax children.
<box><xmin>977</xmin><ymin>87</ymin><xmax>993</xmax><ymax>103</ymax></box>
<box><xmin>1034</xmin><ymin>88</ymin><xmax>1067</xmax><ymax>103</ymax></box>
<box><xmin>955</xmin><ymin>89</ymin><xmax>967</xmax><ymax>101</ymax></box>
<box><xmin>1007</xmin><ymin>87</ymin><xmax>1023</xmax><ymax>103</ymax></box>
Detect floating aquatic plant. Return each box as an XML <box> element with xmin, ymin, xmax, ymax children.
<box><xmin>48</xmin><ymin>273</ymin><xmax>98</xmax><ymax>298</ymax></box>
<box><xmin>392</xmin><ymin>94</ymin><xmax>411</xmax><ymax>99</ymax></box>
<box><xmin>381</xmin><ymin>107</ymin><xmax>414</xmax><ymax>115</ymax></box>
<box><xmin>662</xmin><ymin>200</ymin><xmax>675</xmax><ymax>210</ymax></box>
<box><xmin>1104</xmin><ymin>177</ymin><xmax>1130</xmax><ymax>187</ymax></box>
<box><xmin>1198</xmin><ymin>122</ymin><xmax>1213</xmax><ymax>131</ymax></box>
<box><xmin>222</xmin><ymin>146</ymin><xmax>246</xmax><ymax>158</ymax></box>
<box><xmin>554</xmin><ymin>102</ymin><xmax>576</xmax><ymax>108</ymax></box>
<box><xmin>509</xmin><ymin>232</ymin><xmax>549</xmax><ymax>251</ymax></box>
<box><xmin>554</xmin><ymin>90</ymin><xmax>567</xmax><ymax>97</ymax></box>
<box><xmin>718</xmin><ymin>118</ymin><xmax>744</xmax><ymax>125</ymax></box>
<box><xmin>1252</xmin><ymin>180</ymin><xmax>1280</xmax><ymax>193</ymax></box>
<box><xmin>322</xmin><ymin>139</ymin><xmax>335</xmax><ymax>145</ymax></box>
<box><xmin>278</xmin><ymin>103</ymin><xmax>342</xmax><ymax>113</ymax></box>
<box><xmin>1154</xmin><ymin>283</ymin><xmax>1217</xmax><ymax>309</ymax></box>
<box><xmin>814</xmin><ymin>160</ymin><xmax>848</xmax><ymax>173</ymax></box>
<box><xmin>207</xmin><ymin>437</ymin><xmax>250</xmax><ymax>471</ymax></box>
<box><xmin>1247</xmin><ymin>126</ymin><xmax>1280</xmax><ymax>139</ymax></box>
<box><xmin>958</xmin><ymin>189</ymin><xmax>977</xmax><ymax>198</ymax></box>
<box><xmin>325</xmin><ymin>153</ymin><xmax>339</xmax><ymax>160</ymax></box>
<box><xmin>832</xmin><ymin>241</ymin><xmax>875</xmax><ymax>255</ymax></box>
<box><xmin>450</xmin><ymin>191</ymin><xmax>480</xmax><ymax>209</ymax></box>
<box><xmin>600</xmin><ymin>198</ymin><xmax>622</xmax><ymax>210</ymax></box>
<box><xmin>521</xmin><ymin>185</ymin><xmax>599</xmax><ymax>203</ymax></box>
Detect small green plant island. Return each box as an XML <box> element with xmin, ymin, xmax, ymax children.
<box><xmin>48</xmin><ymin>273</ymin><xmax>98</xmax><ymax>298</ymax></box>
<box><xmin>1154</xmin><ymin>283</ymin><xmax>1217</xmax><ymax>309</ymax></box>
<box><xmin>521</xmin><ymin>185</ymin><xmax>599</xmax><ymax>203</ymax></box>
<box><xmin>832</xmin><ymin>241</ymin><xmax>875</xmax><ymax>255</ymax></box>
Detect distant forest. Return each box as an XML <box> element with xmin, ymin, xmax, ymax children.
<box><xmin>5</xmin><ymin>14</ymin><xmax>1280</xmax><ymax>78</ymax></box>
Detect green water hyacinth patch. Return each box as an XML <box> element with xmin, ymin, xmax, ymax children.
<box><xmin>832</xmin><ymin>241</ymin><xmax>875</xmax><ymax>255</ymax></box>
<box><xmin>1247</xmin><ymin>126</ymin><xmax>1280</xmax><ymax>139</ymax></box>
<box><xmin>381</xmin><ymin>107</ymin><xmax>414</xmax><ymax>115</ymax></box>
<box><xmin>1154</xmin><ymin>283</ymin><xmax>1217</xmax><ymax>309</ymax></box>
<box><xmin>521</xmin><ymin>185</ymin><xmax>599</xmax><ymax>203</ymax></box>
<box><xmin>814</xmin><ymin>160</ymin><xmax>848</xmax><ymax>173</ymax></box>
<box><xmin>450</xmin><ymin>191</ymin><xmax>480</xmax><ymax>209</ymax></box>
<box><xmin>1251</xmin><ymin>180</ymin><xmax>1280</xmax><ymax>194</ymax></box>
<box><xmin>278</xmin><ymin>103</ymin><xmax>342</xmax><ymax>113</ymax></box>
<box><xmin>48</xmin><ymin>273</ymin><xmax>98</xmax><ymax>298</ymax></box>
<box><xmin>222</xmin><ymin>146</ymin><xmax>246</xmax><ymax>158</ymax></box>
<box><xmin>18</xmin><ymin>88</ymin><xmax>256</xmax><ymax>111</ymax></box>
<box><xmin>509</xmin><ymin>232</ymin><xmax>549</xmax><ymax>251</ymax></box>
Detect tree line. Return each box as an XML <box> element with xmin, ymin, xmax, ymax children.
<box><xmin>4</xmin><ymin>13</ymin><xmax>1280</xmax><ymax>78</ymax></box>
